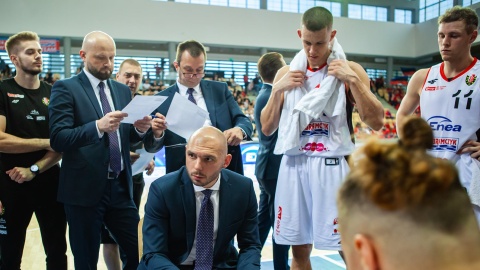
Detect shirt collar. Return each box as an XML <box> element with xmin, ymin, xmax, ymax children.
<box><xmin>177</xmin><ymin>80</ymin><xmax>200</xmax><ymax>95</ymax></box>
<box><xmin>83</xmin><ymin>68</ymin><xmax>107</xmax><ymax>89</ymax></box>
<box><xmin>193</xmin><ymin>173</ymin><xmax>221</xmax><ymax>192</ymax></box>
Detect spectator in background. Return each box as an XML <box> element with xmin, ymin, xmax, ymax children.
<box><xmin>52</xmin><ymin>73</ymin><xmax>61</xmax><ymax>84</ymax></box>
<box><xmin>254</xmin><ymin>52</ymin><xmax>291</xmax><ymax>270</ymax></box>
<box><xmin>339</xmin><ymin>116</ymin><xmax>480</xmax><ymax>270</ymax></box>
<box><xmin>142</xmin><ymin>78</ymin><xmax>151</xmax><ymax>91</ymax></box>
<box><xmin>375</xmin><ymin>75</ymin><xmax>384</xmax><ymax>90</ymax></box>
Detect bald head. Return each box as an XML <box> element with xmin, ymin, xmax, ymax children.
<box><xmin>188</xmin><ymin>126</ymin><xmax>228</xmax><ymax>156</ymax></box>
<box><xmin>81</xmin><ymin>31</ymin><xmax>116</xmax><ymax>52</ymax></box>
<box><xmin>80</xmin><ymin>31</ymin><xmax>116</xmax><ymax>80</ymax></box>
<box><xmin>185</xmin><ymin>127</ymin><xmax>231</xmax><ymax>188</ymax></box>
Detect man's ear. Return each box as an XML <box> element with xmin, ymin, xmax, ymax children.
<box><xmin>297</xmin><ymin>29</ymin><xmax>302</xmax><ymax>39</ymax></box>
<box><xmin>354</xmin><ymin>234</ymin><xmax>379</xmax><ymax>270</ymax></box>
<box><xmin>223</xmin><ymin>154</ymin><xmax>232</xmax><ymax>168</ymax></box>
<box><xmin>470</xmin><ymin>30</ymin><xmax>478</xmax><ymax>43</ymax></box>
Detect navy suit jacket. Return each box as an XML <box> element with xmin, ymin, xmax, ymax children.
<box><xmin>49</xmin><ymin>71</ymin><xmax>145</xmax><ymax>206</ymax></box>
<box><xmin>144</xmin><ymin>80</ymin><xmax>253</xmax><ymax>175</ymax></box>
<box><xmin>253</xmin><ymin>84</ymin><xmax>283</xmax><ymax>181</ymax></box>
<box><xmin>140</xmin><ymin>167</ymin><xmax>261</xmax><ymax>270</ymax></box>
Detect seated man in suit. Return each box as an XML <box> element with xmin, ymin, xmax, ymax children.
<box><xmin>146</xmin><ymin>40</ymin><xmax>253</xmax><ymax>175</ymax></box>
<box><xmin>338</xmin><ymin>116</ymin><xmax>480</xmax><ymax>270</ymax></box>
<box><xmin>139</xmin><ymin>126</ymin><xmax>261</xmax><ymax>270</ymax></box>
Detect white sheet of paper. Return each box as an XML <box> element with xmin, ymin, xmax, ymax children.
<box><xmin>165</xmin><ymin>92</ymin><xmax>209</xmax><ymax>139</ymax></box>
<box><xmin>121</xmin><ymin>96</ymin><xmax>167</xmax><ymax>124</ymax></box>
<box><xmin>131</xmin><ymin>148</ymin><xmax>156</xmax><ymax>176</ymax></box>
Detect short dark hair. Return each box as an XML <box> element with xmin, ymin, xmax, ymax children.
<box><xmin>5</xmin><ymin>31</ymin><xmax>39</xmax><ymax>57</ymax></box>
<box><xmin>302</xmin><ymin>7</ymin><xmax>333</xmax><ymax>31</ymax></box>
<box><xmin>176</xmin><ymin>40</ymin><xmax>207</xmax><ymax>64</ymax></box>
<box><xmin>439</xmin><ymin>5</ymin><xmax>479</xmax><ymax>34</ymax></box>
<box><xmin>257</xmin><ymin>52</ymin><xmax>285</xmax><ymax>83</ymax></box>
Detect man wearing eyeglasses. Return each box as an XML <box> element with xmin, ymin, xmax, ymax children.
<box><xmin>145</xmin><ymin>40</ymin><xmax>253</xmax><ymax>175</ymax></box>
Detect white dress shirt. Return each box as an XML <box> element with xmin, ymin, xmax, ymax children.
<box><xmin>177</xmin><ymin>80</ymin><xmax>213</xmax><ymax>127</ymax></box>
<box><xmin>182</xmin><ymin>175</ymin><xmax>221</xmax><ymax>265</ymax></box>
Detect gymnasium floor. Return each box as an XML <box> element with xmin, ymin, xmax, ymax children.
<box><xmin>21</xmin><ymin>164</ymin><xmax>346</xmax><ymax>269</ymax></box>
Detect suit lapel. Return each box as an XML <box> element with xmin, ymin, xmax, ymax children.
<box><xmin>180</xmin><ymin>168</ymin><xmax>196</xmax><ymax>250</ymax></box>
<box><xmin>214</xmin><ymin>170</ymin><xmax>230</xmax><ymax>255</ymax></box>
<box><xmin>200</xmin><ymin>80</ymin><xmax>216</xmax><ymax>126</ymax></box>
<box><xmin>78</xmin><ymin>71</ymin><xmax>103</xmax><ymax>118</ymax></box>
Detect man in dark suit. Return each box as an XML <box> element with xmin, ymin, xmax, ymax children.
<box><xmin>140</xmin><ymin>126</ymin><xmax>261</xmax><ymax>270</ymax></box>
<box><xmin>145</xmin><ymin>40</ymin><xmax>252</xmax><ymax>175</ymax></box>
<box><xmin>49</xmin><ymin>31</ymin><xmax>159</xmax><ymax>270</ymax></box>
<box><xmin>254</xmin><ymin>52</ymin><xmax>290</xmax><ymax>270</ymax></box>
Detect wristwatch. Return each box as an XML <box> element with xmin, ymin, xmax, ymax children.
<box><xmin>30</xmin><ymin>164</ymin><xmax>40</xmax><ymax>176</ymax></box>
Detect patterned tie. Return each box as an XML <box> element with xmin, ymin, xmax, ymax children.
<box><xmin>187</xmin><ymin>88</ymin><xmax>197</xmax><ymax>105</ymax></box>
<box><xmin>98</xmin><ymin>82</ymin><xmax>122</xmax><ymax>175</ymax></box>
<box><xmin>195</xmin><ymin>189</ymin><xmax>214</xmax><ymax>270</ymax></box>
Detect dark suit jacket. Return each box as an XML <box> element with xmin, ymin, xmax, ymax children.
<box><xmin>144</xmin><ymin>81</ymin><xmax>253</xmax><ymax>175</ymax></box>
<box><xmin>253</xmin><ymin>84</ymin><xmax>283</xmax><ymax>181</ymax></box>
<box><xmin>140</xmin><ymin>167</ymin><xmax>261</xmax><ymax>270</ymax></box>
<box><xmin>49</xmin><ymin>71</ymin><xmax>145</xmax><ymax>206</ymax></box>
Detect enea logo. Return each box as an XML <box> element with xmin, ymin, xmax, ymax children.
<box><xmin>301</xmin><ymin>121</ymin><xmax>329</xmax><ymax>137</ymax></box>
<box><xmin>7</xmin><ymin>93</ymin><xmax>24</xmax><ymax>98</ymax></box>
<box><xmin>465</xmin><ymin>74</ymin><xmax>477</xmax><ymax>86</ymax></box>
<box><xmin>427</xmin><ymin>116</ymin><xmax>462</xmax><ymax>132</ymax></box>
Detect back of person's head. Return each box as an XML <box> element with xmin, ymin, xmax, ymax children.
<box><xmin>338</xmin><ymin>116</ymin><xmax>480</xmax><ymax>270</ymax></box>
<box><xmin>257</xmin><ymin>52</ymin><xmax>285</xmax><ymax>84</ymax></box>
<box><xmin>176</xmin><ymin>40</ymin><xmax>207</xmax><ymax>63</ymax></box>
<box><xmin>302</xmin><ymin>7</ymin><xmax>333</xmax><ymax>31</ymax></box>
<box><xmin>439</xmin><ymin>5</ymin><xmax>478</xmax><ymax>34</ymax></box>
<box><xmin>5</xmin><ymin>31</ymin><xmax>40</xmax><ymax>57</ymax></box>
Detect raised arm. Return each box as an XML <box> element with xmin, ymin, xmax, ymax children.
<box><xmin>260</xmin><ymin>66</ymin><xmax>305</xmax><ymax>136</ymax></box>
<box><xmin>396</xmin><ymin>69</ymin><xmax>428</xmax><ymax>137</ymax></box>
<box><xmin>328</xmin><ymin>60</ymin><xmax>384</xmax><ymax>131</ymax></box>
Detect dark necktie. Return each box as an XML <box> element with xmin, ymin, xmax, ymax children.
<box><xmin>187</xmin><ymin>88</ymin><xmax>197</xmax><ymax>105</ymax></box>
<box><xmin>98</xmin><ymin>82</ymin><xmax>121</xmax><ymax>175</ymax></box>
<box><xmin>195</xmin><ymin>189</ymin><xmax>214</xmax><ymax>270</ymax></box>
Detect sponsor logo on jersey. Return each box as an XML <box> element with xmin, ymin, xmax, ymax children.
<box><xmin>275</xmin><ymin>206</ymin><xmax>282</xmax><ymax>235</ymax></box>
<box><xmin>36</xmin><ymin>116</ymin><xmax>46</xmax><ymax>121</ymax></box>
<box><xmin>30</xmin><ymin>110</ymin><xmax>39</xmax><ymax>115</ymax></box>
<box><xmin>7</xmin><ymin>93</ymin><xmax>24</xmax><ymax>98</ymax></box>
<box><xmin>432</xmin><ymin>137</ymin><xmax>459</xmax><ymax>152</ymax></box>
<box><xmin>427</xmin><ymin>116</ymin><xmax>462</xmax><ymax>132</ymax></box>
<box><xmin>332</xmin><ymin>217</ymin><xmax>339</xmax><ymax>235</ymax></box>
<box><xmin>428</xmin><ymin>78</ymin><xmax>438</xmax><ymax>84</ymax></box>
<box><xmin>465</xmin><ymin>74</ymin><xmax>477</xmax><ymax>86</ymax></box>
<box><xmin>11</xmin><ymin>99</ymin><xmax>19</xmax><ymax>104</ymax></box>
<box><xmin>301</xmin><ymin>121</ymin><xmax>329</xmax><ymax>137</ymax></box>
<box><xmin>42</xmin><ymin>97</ymin><xmax>50</xmax><ymax>106</ymax></box>
<box><xmin>26</xmin><ymin>115</ymin><xmax>33</xmax><ymax>120</ymax></box>
<box><xmin>424</xmin><ymin>86</ymin><xmax>445</xmax><ymax>91</ymax></box>
<box><xmin>302</xmin><ymin>142</ymin><xmax>329</xmax><ymax>152</ymax></box>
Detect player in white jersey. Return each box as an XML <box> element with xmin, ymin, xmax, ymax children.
<box><xmin>397</xmin><ymin>6</ymin><xmax>480</xmax><ymax>221</ymax></box>
<box><xmin>261</xmin><ymin>7</ymin><xmax>384</xmax><ymax>270</ymax></box>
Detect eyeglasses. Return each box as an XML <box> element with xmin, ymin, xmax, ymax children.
<box><xmin>182</xmin><ymin>72</ymin><xmax>205</xmax><ymax>79</ymax></box>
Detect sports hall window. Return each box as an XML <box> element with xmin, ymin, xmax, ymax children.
<box><xmin>463</xmin><ymin>0</ymin><xmax>480</xmax><ymax>6</ymax></box>
<box><xmin>418</xmin><ymin>0</ymin><xmax>453</xmax><ymax>22</ymax></box>
<box><xmin>395</xmin><ymin>9</ymin><xmax>413</xmax><ymax>24</ymax></box>
<box><xmin>348</xmin><ymin>4</ymin><xmax>388</xmax><ymax>22</ymax></box>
